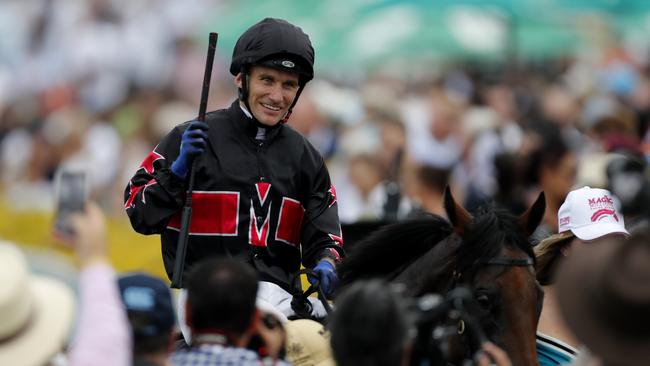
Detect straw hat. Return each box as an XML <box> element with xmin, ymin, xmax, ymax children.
<box><xmin>0</xmin><ymin>244</ymin><xmax>75</xmax><ymax>366</ymax></box>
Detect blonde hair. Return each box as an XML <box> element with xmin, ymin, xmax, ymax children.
<box><xmin>534</xmin><ymin>231</ymin><xmax>575</xmax><ymax>286</ymax></box>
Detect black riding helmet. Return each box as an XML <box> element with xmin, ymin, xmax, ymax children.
<box><xmin>230</xmin><ymin>18</ymin><xmax>315</xmax><ymax>124</ymax></box>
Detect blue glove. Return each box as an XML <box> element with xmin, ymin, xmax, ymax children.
<box><xmin>171</xmin><ymin>120</ymin><xmax>209</xmax><ymax>179</ymax></box>
<box><xmin>309</xmin><ymin>259</ymin><xmax>338</xmax><ymax>299</ymax></box>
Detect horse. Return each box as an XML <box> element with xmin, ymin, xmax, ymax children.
<box><xmin>337</xmin><ymin>187</ymin><xmax>545</xmax><ymax>366</ymax></box>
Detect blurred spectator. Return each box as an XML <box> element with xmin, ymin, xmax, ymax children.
<box><xmin>410</xmin><ymin>165</ymin><xmax>451</xmax><ymax>218</ymax></box>
<box><xmin>377</xmin><ymin>116</ymin><xmax>412</xmax><ymax>221</ymax></box>
<box><xmin>541</xmin><ymin>86</ymin><xmax>580</xmax><ymax>130</ymax></box>
<box><xmin>329</xmin><ymin>279</ymin><xmax>412</xmax><ymax>366</ymax></box>
<box><xmin>0</xmin><ymin>242</ymin><xmax>75</xmax><ymax>366</ymax></box>
<box><xmin>377</xmin><ymin>116</ymin><xmax>406</xmax><ymax>180</ymax></box>
<box><xmin>525</xmin><ymin>129</ymin><xmax>577</xmax><ymax>239</ymax></box>
<box><xmin>558</xmin><ymin>232</ymin><xmax>650</xmax><ymax>366</ymax></box>
<box><xmin>460</xmin><ymin>84</ymin><xmax>524</xmax><ymax>208</ymax></box>
<box><xmin>535</xmin><ymin>186</ymin><xmax>629</xmax><ymax>366</ymax></box>
<box><xmin>631</xmin><ymin>75</ymin><xmax>650</xmax><ymax>140</ymax></box>
<box><xmin>286</xmin><ymin>92</ymin><xmax>330</xmax><ymax>151</ymax></box>
<box><xmin>338</xmin><ymin>154</ymin><xmax>385</xmax><ymax>222</ymax></box>
<box><xmin>585</xmin><ymin>110</ymin><xmax>641</xmax><ymax>158</ymax></box>
<box><xmin>402</xmin><ymin>89</ymin><xmax>462</xmax><ymax>170</ymax></box>
<box><xmin>63</xmin><ymin>202</ymin><xmax>132</xmax><ymax>366</ymax></box>
<box><xmin>118</xmin><ymin>273</ymin><xmax>176</xmax><ymax>366</ymax></box>
<box><xmin>284</xmin><ymin>319</ymin><xmax>335</xmax><ymax>366</ymax></box>
<box><xmin>606</xmin><ymin>154</ymin><xmax>650</xmax><ymax>232</ymax></box>
<box><xmin>337</xmin><ymin>113</ymin><xmax>413</xmax><ymax>223</ymax></box>
<box><xmin>492</xmin><ymin>152</ymin><xmax>528</xmax><ymax>214</ymax></box>
<box><xmin>170</xmin><ymin>257</ymin><xmax>289</xmax><ymax>365</ymax></box>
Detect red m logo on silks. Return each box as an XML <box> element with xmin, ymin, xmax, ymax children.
<box><xmin>249</xmin><ymin>183</ymin><xmax>272</xmax><ymax>247</ymax></box>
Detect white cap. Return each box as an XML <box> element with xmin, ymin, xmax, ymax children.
<box><xmin>558</xmin><ymin>186</ymin><xmax>629</xmax><ymax>241</ymax></box>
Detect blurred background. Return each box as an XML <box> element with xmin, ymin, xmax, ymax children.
<box><xmin>3</xmin><ymin>0</ymin><xmax>650</xmax><ymax>283</ymax></box>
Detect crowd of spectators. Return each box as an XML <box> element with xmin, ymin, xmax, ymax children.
<box><xmin>2</xmin><ymin>0</ymin><xmax>650</xmax><ymax>228</ymax></box>
<box><xmin>3</xmin><ymin>1</ymin><xmax>650</xmax><ymax>365</ymax></box>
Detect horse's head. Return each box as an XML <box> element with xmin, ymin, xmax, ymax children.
<box><xmin>440</xmin><ymin>187</ymin><xmax>545</xmax><ymax>366</ymax></box>
<box><xmin>336</xmin><ymin>188</ymin><xmax>545</xmax><ymax>365</ymax></box>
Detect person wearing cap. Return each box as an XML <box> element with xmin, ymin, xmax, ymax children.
<box><xmin>534</xmin><ymin>186</ymin><xmax>629</xmax><ymax>366</ymax></box>
<box><xmin>124</xmin><ymin>17</ymin><xmax>344</xmax><ymax>325</ymax></box>
<box><xmin>557</xmin><ymin>232</ymin><xmax>650</xmax><ymax>366</ymax></box>
<box><xmin>118</xmin><ymin>273</ymin><xmax>176</xmax><ymax>366</ymax></box>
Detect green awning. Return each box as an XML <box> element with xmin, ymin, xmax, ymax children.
<box><xmin>204</xmin><ymin>0</ymin><xmax>650</xmax><ymax>74</ymax></box>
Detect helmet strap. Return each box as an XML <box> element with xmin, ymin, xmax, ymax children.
<box><xmin>239</xmin><ymin>66</ymin><xmax>253</xmax><ymax>113</ymax></box>
<box><xmin>281</xmin><ymin>84</ymin><xmax>305</xmax><ymax>124</ymax></box>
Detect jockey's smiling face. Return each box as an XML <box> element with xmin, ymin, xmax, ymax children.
<box><xmin>235</xmin><ymin>66</ymin><xmax>300</xmax><ymax>126</ymax></box>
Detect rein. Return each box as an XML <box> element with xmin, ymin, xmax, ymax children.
<box><xmin>289</xmin><ymin>268</ymin><xmax>333</xmax><ymax>320</ymax></box>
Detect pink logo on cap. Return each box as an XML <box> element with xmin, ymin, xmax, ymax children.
<box><xmin>591</xmin><ymin>209</ymin><xmax>619</xmax><ymax>222</ymax></box>
<box><xmin>588</xmin><ymin>195</ymin><xmax>615</xmax><ymax>209</ymax></box>
<box><xmin>559</xmin><ymin>216</ymin><xmax>571</xmax><ymax>226</ymax></box>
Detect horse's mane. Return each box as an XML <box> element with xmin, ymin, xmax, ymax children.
<box><xmin>455</xmin><ymin>205</ymin><xmax>534</xmax><ymax>274</ymax></box>
<box><xmin>338</xmin><ymin>214</ymin><xmax>453</xmax><ymax>287</ymax></box>
<box><xmin>338</xmin><ymin>206</ymin><xmax>535</xmax><ymax>291</ymax></box>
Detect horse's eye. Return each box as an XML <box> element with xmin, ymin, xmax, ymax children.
<box><xmin>476</xmin><ymin>294</ymin><xmax>491</xmax><ymax>310</ymax></box>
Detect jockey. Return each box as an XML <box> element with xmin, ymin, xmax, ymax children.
<box><xmin>124</xmin><ymin>18</ymin><xmax>344</xmax><ymax>341</ymax></box>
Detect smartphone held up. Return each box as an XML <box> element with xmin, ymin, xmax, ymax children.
<box><xmin>53</xmin><ymin>167</ymin><xmax>89</xmax><ymax>237</ymax></box>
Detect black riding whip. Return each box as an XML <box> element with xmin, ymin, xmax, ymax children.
<box><xmin>171</xmin><ymin>32</ymin><xmax>218</xmax><ymax>288</ymax></box>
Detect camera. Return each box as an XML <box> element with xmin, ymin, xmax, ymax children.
<box><xmin>403</xmin><ymin>287</ymin><xmax>488</xmax><ymax>366</ymax></box>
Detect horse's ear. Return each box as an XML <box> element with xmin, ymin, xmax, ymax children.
<box><xmin>444</xmin><ymin>186</ymin><xmax>472</xmax><ymax>235</ymax></box>
<box><xmin>519</xmin><ymin>191</ymin><xmax>546</xmax><ymax>237</ymax></box>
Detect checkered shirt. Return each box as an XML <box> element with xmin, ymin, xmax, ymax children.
<box><xmin>170</xmin><ymin>344</ymin><xmax>290</xmax><ymax>366</ymax></box>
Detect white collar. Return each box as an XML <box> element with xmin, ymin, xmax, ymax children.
<box><xmin>239</xmin><ymin>103</ymin><xmax>252</xmax><ymax>119</ymax></box>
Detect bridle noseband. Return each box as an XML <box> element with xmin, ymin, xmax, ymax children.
<box><xmin>479</xmin><ymin>257</ymin><xmax>534</xmax><ymax>267</ymax></box>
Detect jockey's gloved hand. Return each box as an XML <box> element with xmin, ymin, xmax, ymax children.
<box><xmin>309</xmin><ymin>259</ymin><xmax>338</xmax><ymax>299</ymax></box>
<box><xmin>171</xmin><ymin>120</ymin><xmax>209</xmax><ymax>179</ymax></box>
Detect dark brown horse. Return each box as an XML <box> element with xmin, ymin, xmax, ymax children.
<box><xmin>338</xmin><ymin>188</ymin><xmax>545</xmax><ymax>366</ymax></box>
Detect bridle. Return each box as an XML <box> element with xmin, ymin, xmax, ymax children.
<box><xmin>450</xmin><ymin>254</ymin><xmax>535</xmax><ymax>340</ymax></box>
<box><xmin>480</xmin><ymin>257</ymin><xmax>534</xmax><ymax>267</ymax></box>
<box><xmin>452</xmin><ymin>255</ymin><xmax>534</xmax><ymax>285</ymax></box>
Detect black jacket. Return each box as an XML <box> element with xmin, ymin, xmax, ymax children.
<box><xmin>125</xmin><ymin>100</ymin><xmax>344</xmax><ymax>290</ymax></box>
